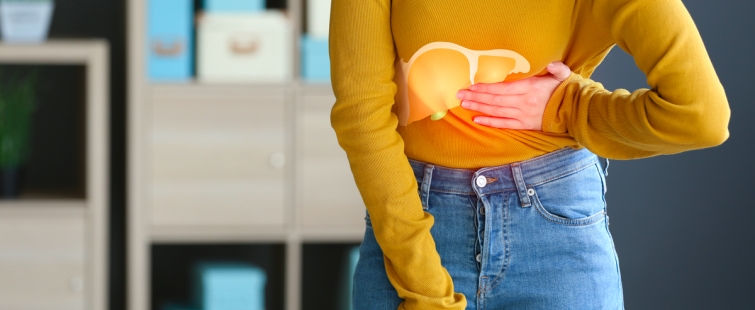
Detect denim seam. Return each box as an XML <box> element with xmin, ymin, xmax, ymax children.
<box><xmin>420</xmin><ymin>165</ymin><xmax>434</xmax><ymax>210</ymax></box>
<box><xmin>531</xmin><ymin>190</ymin><xmax>607</xmax><ymax>226</ymax></box>
<box><xmin>480</xmin><ymin>193</ymin><xmax>511</xmax><ymax>294</ymax></box>
<box><xmin>474</xmin><ymin>160</ymin><xmax>598</xmax><ymax>196</ymax></box>
<box><xmin>428</xmin><ymin>188</ymin><xmax>477</xmax><ymax>195</ymax></box>
<box><xmin>525</xmin><ymin>159</ymin><xmax>598</xmax><ymax>188</ymax></box>
<box><xmin>408</xmin><ymin>158</ymin><xmax>477</xmax><ymax>174</ymax></box>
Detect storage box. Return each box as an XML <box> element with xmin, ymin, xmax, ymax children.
<box><xmin>197</xmin><ymin>12</ymin><xmax>292</xmax><ymax>83</ymax></box>
<box><xmin>301</xmin><ymin>35</ymin><xmax>330</xmax><ymax>82</ymax></box>
<box><xmin>307</xmin><ymin>0</ymin><xmax>331</xmax><ymax>38</ymax></box>
<box><xmin>194</xmin><ymin>263</ymin><xmax>267</xmax><ymax>310</ymax></box>
<box><xmin>203</xmin><ymin>0</ymin><xmax>265</xmax><ymax>12</ymax></box>
<box><xmin>148</xmin><ymin>0</ymin><xmax>194</xmax><ymax>81</ymax></box>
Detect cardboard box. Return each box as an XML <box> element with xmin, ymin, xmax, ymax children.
<box><xmin>148</xmin><ymin>0</ymin><xmax>194</xmax><ymax>81</ymax></box>
<box><xmin>197</xmin><ymin>12</ymin><xmax>292</xmax><ymax>83</ymax></box>
<box><xmin>307</xmin><ymin>0</ymin><xmax>331</xmax><ymax>38</ymax></box>
<box><xmin>194</xmin><ymin>263</ymin><xmax>267</xmax><ymax>310</ymax></box>
<box><xmin>203</xmin><ymin>0</ymin><xmax>265</xmax><ymax>12</ymax></box>
<box><xmin>301</xmin><ymin>35</ymin><xmax>330</xmax><ymax>82</ymax></box>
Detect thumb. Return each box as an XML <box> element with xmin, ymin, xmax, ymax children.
<box><xmin>547</xmin><ymin>61</ymin><xmax>572</xmax><ymax>81</ymax></box>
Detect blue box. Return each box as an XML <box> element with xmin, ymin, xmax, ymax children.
<box><xmin>203</xmin><ymin>0</ymin><xmax>265</xmax><ymax>12</ymax></box>
<box><xmin>301</xmin><ymin>35</ymin><xmax>331</xmax><ymax>82</ymax></box>
<box><xmin>148</xmin><ymin>0</ymin><xmax>194</xmax><ymax>81</ymax></box>
<box><xmin>194</xmin><ymin>263</ymin><xmax>267</xmax><ymax>310</ymax></box>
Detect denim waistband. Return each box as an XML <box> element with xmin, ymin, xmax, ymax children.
<box><xmin>409</xmin><ymin>147</ymin><xmax>600</xmax><ymax>200</ymax></box>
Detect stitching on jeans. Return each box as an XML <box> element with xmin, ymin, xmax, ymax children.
<box><xmin>473</xmin><ymin>160</ymin><xmax>597</xmax><ymax>196</ymax></box>
<box><xmin>481</xmin><ymin>193</ymin><xmax>511</xmax><ymax>294</ymax></box>
<box><xmin>466</xmin><ymin>195</ymin><xmax>477</xmax><ymax>212</ymax></box>
<box><xmin>429</xmin><ymin>188</ymin><xmax>477</xmax><ymax>195</ymax></box>
<box><xmin>531</xmin><ymin>190</ymin><xmax>607</xmax><ymax>226</ymax></box>
<box><xmin>526</xmin><ymin>159</ymin><xmax>598</xmax><ymax>188</ymax></box>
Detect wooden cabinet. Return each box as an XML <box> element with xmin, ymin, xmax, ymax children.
<box><xmin>149</xmin><ymin>85</ymin><xmax>288</xmax><ymax>229</ymax></box>
<box><xmin>127</xmin><ymin>1</ymin><xmax>365</xmax><ymax>309</ymax></box>
<box><xmin>297</xmin><ymin>92</ymin><xmax>364</xmax><ymax>230</ymax></box>
<box><xmin>0</xmin><ymin>41</ymin><xmax>109</xmax><ymax>310</ymax></box>
<box><xmin>0</xmin><ymin>208</ymin><xmax>85</xmax><ymax>310</ymax></box>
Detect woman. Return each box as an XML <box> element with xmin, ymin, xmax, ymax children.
<box><xmin>329</xmin><ymin>0</ymin><xmax>730</xmax><ymax>309</ymax></box>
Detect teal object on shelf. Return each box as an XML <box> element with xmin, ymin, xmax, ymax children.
<box><xmin>339</xmin><ymin>246</ymin><xmax>360</xmax><ymax>310</ymax></box>
<box><xmin>147</xmin><ymin>0</ymin><xmax>194</xmax><ymax>81</ymax></box>
<box><xmin>203</xmin><ymin>0</ymin><xmax>265</xmax><ymax>12</ymax></box>
<box><xmin>161</xmin><ymin>303</ymin><xmax>197</xmax><ymax>310</ymax></box>
<box><xmin>301</xmin><ymin>35</ymin><xmax>331</xmax><ymax>82</ymax></box>
<box><xmin>194</xmin><ymin>263</ymin><xmax>267</xmax><ymax>310</ymax></box>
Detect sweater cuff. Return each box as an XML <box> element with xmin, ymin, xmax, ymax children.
<box><xmin>541</xmin><ymin>72</ymin><xmax>577</xmax><ymax>134</ymax></box>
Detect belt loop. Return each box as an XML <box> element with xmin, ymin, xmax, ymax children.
<box><xmin>420</xmin><ymin>164</ymin><xmax>434</xmax><ymax>210</ymax></box>
<box><xmin>510</xmin><ymin>163</ymin><xmax>531</xmax><ymax>208</ymax></box>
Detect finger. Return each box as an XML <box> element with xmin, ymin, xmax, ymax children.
<box><xmin>473</xmin><ymin>116</ymin><xmax>525</xmax><ymax>129</ymax></box>
<box><xmin>491</xmin><ymin>94</ymin><xmax>530</xmax><ymax>108</ymax></box>
<box><xmin>461</xmin><ymin>100</ymin><xmax>522</xmax><ymax>118</ymax></box>
<box><xmin>470</xmin><ymin>80</ymin><xmax>530</xmax><ymax>95</ymax></box>
<box><xmin>456</xmin><ymin>90</ymin><xmax>497</xmax><ymax>104</ymax></box>
<box><xmin>546</xmin><ymin>62</ymin><xmax>572</xmax><ymax>81</ymax></box>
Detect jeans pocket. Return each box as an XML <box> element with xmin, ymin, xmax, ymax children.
<box><xmin>530</xmin><ymin>162</ymin><xmax>606</xmax><ymax>226</ymax></box>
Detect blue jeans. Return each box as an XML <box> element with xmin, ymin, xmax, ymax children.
<box><xmin>353</xmin><ymin>147</ymin><xmax>624</xmax><ymax>309</ymax></box>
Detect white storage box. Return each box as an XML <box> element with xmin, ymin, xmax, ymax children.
<box><xmin>307</xmin><ymin>0</ymin><xmax>331</xmax><ymax>38</ymax></box>
<box><xmin>197</xmin><ymin>12</ymin><xmax>292</xmax><ymax>83</ymax></box>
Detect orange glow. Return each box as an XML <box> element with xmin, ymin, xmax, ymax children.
<box><xmin>394</xmin><ymin>42</ymin><xmax>530</xmax><ymax>126</ymax></box>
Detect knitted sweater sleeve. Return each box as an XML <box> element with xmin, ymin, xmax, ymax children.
<box><xmin>328</xmin><ymin>1</ymin><xmax>466</xmax><ymax>309</ymax></box>
<box><xmin>541</xmin><ymin>0</ymin><xmax>730</xmax><ymax>159</ymax></box>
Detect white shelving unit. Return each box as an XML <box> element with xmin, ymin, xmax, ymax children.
<box><xmin>127</xmin><ymin>2</ymin><xmax>364</xmax><ymax>310</ymax></box>
<box><xmin>0</xmin><ymin>40</ymin><xmax>110</xmax><ymax>310</ymax></box>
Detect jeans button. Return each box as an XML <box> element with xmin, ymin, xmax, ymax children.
<box><xmin>476</xmin><ymin>175</ymin><xmax>487</xmax><ymax>188</ymax></box>
<box><xmin>476</xmin><ymin>254</ymin><xmax>482</xmax><ymax>262</ymax></box>
<box><xmin>527</xmin><ymin>188</ymin><xmax>535</xmax><ymax>196</ymax></box>
<box><xmin>479</xmin><ymin>206</ymin><xmax>485</xmax><ymax>215</ymax></box>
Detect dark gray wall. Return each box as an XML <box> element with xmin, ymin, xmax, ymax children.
<box><xmin>591</xmin><ymin>1</ymin><xmax>755</xmax><ymax>308</ymax></box>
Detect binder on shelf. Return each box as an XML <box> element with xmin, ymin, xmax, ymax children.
<box><xmin>301</xmin><ymin>35</ymin><xmax>330</xmax><ymax>82</ymax></box>
<box><xmin>147</xmin><ymin>0</ymin><xmax>194</xmax><ymax>81</ymax></box>
<box><xmin>194</xmin><ymin>263</ymin><xmax>267</xmax><ymax>310</ymax></box>
<box><xmin>307</xmin><ymin>0</ymin><xmax>331</xmax><ymax>38</ymax></box>
<box><xmin>197</xmin><ymin>11</ymin><xmax>292</xmax><ymax>83</ymax></box>
<box><xmin>203</xmin><ymin>0</ymin><xmax>265</xmax><ymax>12</ymax></box>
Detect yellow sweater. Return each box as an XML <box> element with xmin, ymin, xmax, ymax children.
<box><xmin>329</xmin><ymin>0</ymin><xmax>730</xmax><ymax>309</ymax></box>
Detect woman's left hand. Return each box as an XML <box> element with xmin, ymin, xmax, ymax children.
<box><xmin>456</xmin><ymin>61</ymin><xmax>572</xmax><ymax>130</ymax></box>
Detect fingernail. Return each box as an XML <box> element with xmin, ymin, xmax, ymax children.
<box><xmin>548</xmin><ymin>63</ymin><xmax>556</xmax><ymax>69</ymax></box>
<box><xmin>473</xmin><ymin>118</ymin><xmax>480</xmax><ymax>124</ymax></box>
<box><xmin>469</xmin><ymin>84</ymin><xmax>478</xmax><ymax>91</ymax></box>
<box><xmin>461</xmin><ymin>101</ymin><xmax>469</xmax><ymax>108</ymax></box>
<box><xmin>456</xmin><ymin>91</ymin><xmax>465</xmax><ymax>99</ymax></box>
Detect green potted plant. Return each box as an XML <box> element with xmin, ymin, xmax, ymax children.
<box><xmin>0</xmin><ymin>0</ymin><xmax>55</xmax><ymax>43</ymax></box>
<box><xmin>0</xmin><ymin>71</ymin><xmax>37</xmax><ymax>198</ymax></box>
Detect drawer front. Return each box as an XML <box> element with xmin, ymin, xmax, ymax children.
<box><xmin>150</xmin><ymin>91</ymin><xmax>287</xmax><ymax>228</ymax></box>
<box><xmin>297</xmin><ymin>94</ymin><xmax>365</xmax><ymax>228</ymax></box>
<box><xmin>0</xmin><ymin>216</ymin><xmax>85</xmax><ymax>310</ymax></box>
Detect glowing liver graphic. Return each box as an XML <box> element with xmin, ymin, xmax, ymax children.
<box><xmin>393</xmin><ymin>42</ymin><xmax>530</xmax><ymax>126</ymax></box>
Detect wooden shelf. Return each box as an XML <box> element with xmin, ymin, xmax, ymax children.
<box><xmin>128</xmin><ymin>1</ymin><xmax>357</xmax><ymax>309</ymax></box>
<box><xmin>0</xmin><ymin>39</ymin><xmax>109</xmax><ymax>310</ymax></box>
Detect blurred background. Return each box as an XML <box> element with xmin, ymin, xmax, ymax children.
<box><xmin>0</xmin><ymin>0</ymin><xmax>751</xmax><ymax>309</ymax></box>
